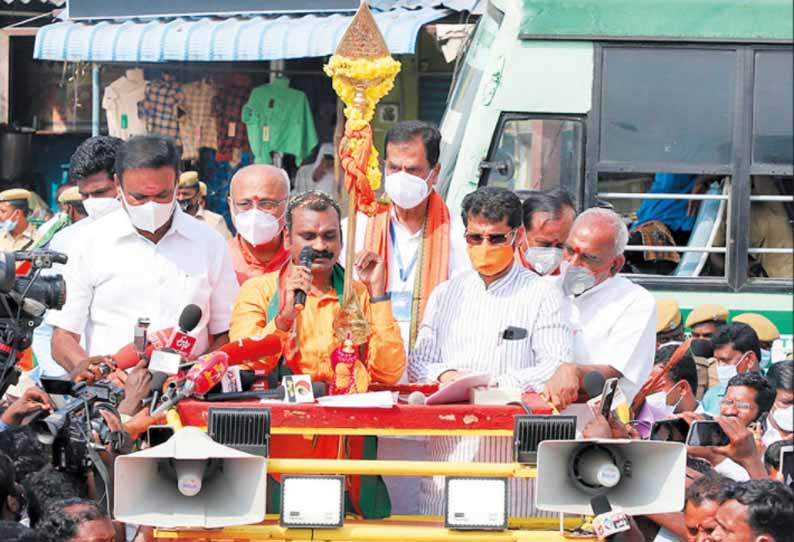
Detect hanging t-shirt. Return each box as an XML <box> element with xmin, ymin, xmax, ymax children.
<box><xmin>242</xmin><ymin>78</ymin><xmax>318</xmax><ymax>166</ymax></box>
<box><xmin>214</xmin><ymin>73</ymin><xmax>252</xmax><ymax>159</ymax></box>
<box><xmin>179</xmin><ymin>79</ymin><xmax>218</xmax><ymax>161</ymax></box>
<box><xmin>102</xmin><ymin>69</ymin><xmax>147</xmax><ymax>140</ymax></box>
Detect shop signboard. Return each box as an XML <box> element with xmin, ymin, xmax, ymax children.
<box><xmin>68</xmin><ymin>0</ymin><xmax>359</xmax><ymax>19</ymax></box>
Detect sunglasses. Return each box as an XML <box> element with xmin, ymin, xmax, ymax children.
<box><xmin>464</xmin><ymin>230</ymin><xmax>516</xmax><ymax>246</ymax></box>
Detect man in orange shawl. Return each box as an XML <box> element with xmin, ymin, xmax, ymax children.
<box><xmin>344</xmin><ymin>121</ymin><xmax>469</xmax><ymax>362</ymax></box>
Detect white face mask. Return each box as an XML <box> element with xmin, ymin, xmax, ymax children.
<box><xmin>83</xmin><ymin>197</ymin><xmax>121</xmax><ymax>220</ymax></box>
<box><xmin>384</xmin><ymin>170</ymin><xmax>430</xmax><ymax>210</ymax></box>
<box><xmin>524</xmin><ymin>246</ymin><xmax>563</xmax><ymax>275</ymax></box>
<box><xmin>121</xmin><ymin>191</ymin><xmax>176</xmax><ymax>233</ymax></box>
<box><xmin>716</xmin><ymin>364</ymin><xmax>738</xmax><ymax>386</ymax></box>
<box><xmin>644</xmin><ymin>390</ymin><xmax>679</xmax><ymax>418</ymax></box>
<box><xmin>559</xmin><ymin>260</ymin><xmax>596</xmax><ymax>296</ymax></box>
<box><xmin>772</xmin><ymin>405</ymin><xmax>793</xmax><ymax>432</ymax></box>
<box><xmin>233</xmin><ymin>209</ymin><xmax>281</xmax><ymax>247</ymax></box>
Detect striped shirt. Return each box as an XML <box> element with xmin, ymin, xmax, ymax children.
<box><xmin>407</xmin><ymin>262</ymin><xmax>572</xmax><ymax>517</ymax></box>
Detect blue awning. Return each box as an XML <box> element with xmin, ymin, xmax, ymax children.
<box><xmin>33</xmin><ymin>6</ymin><xmax>452</xmax><ymax>62</ymax></box>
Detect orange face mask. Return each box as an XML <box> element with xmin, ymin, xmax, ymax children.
<box><xmin>467</xmin><ymin>244</ymin><xmax>514</xmax><ymax>276</ymax></box>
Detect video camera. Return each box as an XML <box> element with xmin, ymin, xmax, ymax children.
<box><xmin>0</xmin><ymin>249</ymin><xmax>67</xmax><ymax>395</ymax></box>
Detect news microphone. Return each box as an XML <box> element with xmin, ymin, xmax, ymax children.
<box><xmin>205</xmin><ymin>381</ymin><xmax>327</xmax><ymax>402</ymax></box>
<box><xmin>133</xmin><ymin>317</ymin><xmax>151</xmax><ymax>357</ymax></box>
<box><xmin>151</xmin><ymin>351</ymin><xmax>229</xmax><ymax>415</ymax></box>
<box><xmin>294</xmin><ymin>246</ymin><xmax>315</xmax><ymax>310</ymax></box>
<box><xmin>148</xmin><ymin>371</ymin><xmax>169</xmax><ymax>415</ymax></box>
<box><xmin>216</xmin><ymin>334</ymin><xmax>283</xmax><ymax>367</ymax></box>
<box><xmin>590</xmin><ymin>494</ymin><xmax>630</xmax><ymax>541</ymax></box>
<box><xmin>112</xmin><ymin>327</ymin><xmax>173</xmax><ymax>370</ymax></box>
<box><xmin>584</xmin><ymin>371</ymin><xmax>607</xmax><ymax>400</ymax></box>
<box><xmin>164</xmin><ymin>304</ymin><xmax>202</xmax><ymax>358</ymax></box>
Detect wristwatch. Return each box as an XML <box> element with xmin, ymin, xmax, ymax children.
<box><xmin>369</xmin><ymin>293</ymin><xmax>391</xmax><ymax>304</ymax></box>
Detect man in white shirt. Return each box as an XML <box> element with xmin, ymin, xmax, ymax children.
<box><xmin>409</xmin><ymin>187</ymin><xmax>572</xmax><ymax>516</ymax></box>
<box><xmin>345</xmin><ymin>121</ymin><xmax>469</xmax><ymax>362</ymax></box>
<box><xmin>33</xmin><ymin>136</ymin><xmax>125</xmax><ymax>377</ymax></box>
<box><xmin>544</xmin><ymin>207</ymin><xmax>657</xmax><ymax>409</ymax></box>
<box><xmin>48</xmin><ymin>135</ymin><xmax>239</xmax><ymax>374</ymax></box>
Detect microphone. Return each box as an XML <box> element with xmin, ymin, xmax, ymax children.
<box><xmin>152</xmin><ymin>351</ymin><xmax>230</xmax><ymax>415</ymax></box>
<box><xmin>216</xmin><ymin>334</ymin><xmax>283</xmax><ymax>367</ymax></box>
<box><xmin>113</xmin><ymin>327</ymin><xmax>173</xmax><ymax>370</ymax></box>
<box><xmin>163</xmin><ymin>305</ymin><xmax>202</xmax><ymax>358</ymax></box>
<box><xmin>294</xmin><ymin>246</ymin><xmax>315</xmax><ymax>310</ymax></box>
<box><xmin>584</xmin><ymin>371</ymin><xmax>607</xmax><ymax>400</ymax></box>
<box><xmin>148</xmin><ymin>371</ymin><xmax>169</xmax><ymax>415</ymax></box>
<box><xmin>590</xmin><ymin>494</ymin><xmax>631</xmax><ymax>541</ymax></box>
<box><xmin>205</xmin><ymin>381</ymin><xmax>327</xmax><ymax>402</ymax></box>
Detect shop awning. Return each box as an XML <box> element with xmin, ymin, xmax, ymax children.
<box><xmin>32</xmin><ymin>6</ymin><xmax>453</xmax><ymax>62</ymax></box>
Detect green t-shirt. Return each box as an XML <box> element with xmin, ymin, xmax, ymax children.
<box><xmin>242</xmin><ymin>78</ymin><xmax>318</xmax><ymax>165</ymax></box>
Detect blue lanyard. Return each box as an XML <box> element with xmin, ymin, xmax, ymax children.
<box><xmin>389</xmin><ymin>220</ymin><xmax>419</xmax><ymax>284</ymax></box>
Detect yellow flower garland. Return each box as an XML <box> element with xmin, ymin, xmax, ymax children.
<box><xmin>324</xmin><ymin>55</ymin><xmax>401</xmax><ymax>190</ymax></box>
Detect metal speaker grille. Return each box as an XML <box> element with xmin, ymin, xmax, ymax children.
<box><xmin>513</xmin><ymin>415</ymin><xmax>576</xmax><ymax>464</ymax></box>
<box><xmin>207</xmin><ymin>407</ymin><xmax>271</xmax><ymax>457</ymax></box>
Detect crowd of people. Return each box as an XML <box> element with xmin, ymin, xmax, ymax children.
<box><xmin>0</xmin><ymin>121</ymin><xmax>790</xmax><ymax>541</ymax></box>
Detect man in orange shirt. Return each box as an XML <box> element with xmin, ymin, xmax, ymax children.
<box><xmin>229</xmin><ymin>191</ymin><xmax>405</xmax><ymax>518</ymax></box>
<box><xmin>227</xmin><ymin>164</ymin><xmax>291</xmax><ymax>284</ymax></box>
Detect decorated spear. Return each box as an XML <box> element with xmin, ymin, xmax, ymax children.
<box><xmin>324</xmin><ymin>1</ymin><xmax>400</xmax><ymax>368</ymax></box>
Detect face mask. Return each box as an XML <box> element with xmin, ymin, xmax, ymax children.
<box><xmin>716</xmin><ymin>364</ymin><xmax>738</xmax><ymax>386</ymax></box>
<box><xmin>384</xmin><ymin>170</ymin><xmax>430</xmax><ymax>210</ymax></box>
<box><xmin>234</xmin><ymin>209</ymin><xmax>281</xmax><ymax>247</ymax></box>
<box><xmin>760</xmin><ymin>349</ymin><xmax>772</xmax><ymax>370</ymax></box>
<box><xmin>466</xmin><ymin>244</ymin><xmax>514</xmax><ymax>277</ymax></box>
<box><xmin>0</xmin><ymin>219</ymin><xmax>17</xmax><ymax>232</ymax></box>
<box><xmin>772</xmin><ymin>405</ymin><xmax>793</xmax><ymax>432</ymax></box>
<box><xmin>523</xmin><ymin>246</ymin><xmax>563</xmax><ymax>275</ymax></box>
<box><xmin>121</xmin><ymin>191</ymin><xmax>176</xmax><ymax>233</ymax></box>
<box><xmin>559</xmin><ymin>260</ymin><xmax>596</xmax><ymax>296</ymax></box>
<box><xmin>83</xmin><ymin>197</ymin><xmax>121</xmax><ymax>220</ymax></box>
<box><xmin>178</xmin><ymin>198</ymin><xmax>198</xmax><ymax>214</ymax></box>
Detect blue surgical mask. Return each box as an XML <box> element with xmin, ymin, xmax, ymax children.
<box><xmin>0</xmin><ymin>219</ymin><xmax>17</xmax><ymax>232</ymax></box>
<box><xmin>760</xmin><ymin>349</ymin><xmax>772</xmax><ymax>370</ymax></box>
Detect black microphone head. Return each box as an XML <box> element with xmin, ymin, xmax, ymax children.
<box><xmin>150</xmin><ymin>371</ymin><xmax>169</xmax><ymax>390</ymax></box>
<box><xmin>312</xmin><ymin>381</ymin><xmax>327</xmax><ymax>398</ymax></box>
<box><xmin>590</xmin><ymin>493</ymin><xmax>612</xmax><ymax>515</ymax></box>
<box><xmin>179</xmin><ymin>304</ymin><xmax>203</xmax><ymax>332</ymax></box>
<box><xmin>298</xmin><ymin>246</ymin><xmax>315</xmax><ymax>267</ymax></box>
<box><xmin>584</xmin><ymin>371</ymin><xmax>607</xmax><ymax>399</ymax></box>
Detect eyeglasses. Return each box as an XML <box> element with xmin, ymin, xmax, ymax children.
<box><xmin>234</xmin><ymin>197</ymin><xmax>287</xmax><ymax>213</ymax></box>
<box><xmin>464</xmin><ymin>230</ymin><xmax>516</xmax><ymax>246</ymax></box>
<box><xmin>720</xmin><ymin>399</ymin><xmax>752</xmax><ymax>410</ymax></box>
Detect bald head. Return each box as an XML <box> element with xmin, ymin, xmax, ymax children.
<box><xmin>230</xmin><ymin>165</ymin><xmax>290</xmax><ymax>201</ymax></box>
<box><xmin>563</xmin><ymin>207</ymin><xmax>628</xmax><ymax>287</ymax></box>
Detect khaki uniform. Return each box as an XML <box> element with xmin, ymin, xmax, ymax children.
<box><xmin>0</xmin><ymin>223</ymin><xmax>39</xmax><ymax>251</ymax></box>
<box><xmin>195</xmin><ymin>207</ymin><xmax>232</xmax><ymax>240</ymax></box>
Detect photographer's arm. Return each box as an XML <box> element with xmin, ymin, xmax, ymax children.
<box><xmin>51</xmin><ymin>326</ymin><xmax>88</xmax><ymax>372</ymax></box>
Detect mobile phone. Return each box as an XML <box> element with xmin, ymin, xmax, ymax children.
<box><xmin>687</xmin><ymin>420</ymin><xmax>730</xmax><ymax>447</ymax></box>
<box><xmin>600</xmin><ymin>378</ymin><xmax>619</xmax><ymax>419</ymax></box>
<box><xmin>147</xmin><ymin>425</ymin><xmax>175</xmax><ymax>447</ymax></box>
<box><xmin>39</xmin><ymin>376</ymin><xmax>73</xmax><ymax>396</ymax></box>
<box><xmin>781</xmin><ymin>445</ymin><xmax>793</xmax><ymax>490</ymax></box>
<box><xmin>650</xmin><ymin>418</ymin><xmax>690</xmax><ymax>443</ymax></box>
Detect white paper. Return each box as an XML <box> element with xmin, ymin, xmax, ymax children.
<box><xmin>148</xmin><ymin>350</ymin><xmax>181</xmax><ymax>375</ymax></box>
<box><xmin>425</xmin><ymin>372</ymin><xmax>491</xmax><ymax>405</ymax></box>
<box><xmin>317</xmin><ymin>391</ymin><xmax>395</xmax><ymax>408</ymax></box>
<box><xmin>221</xmin><ymin>366</ymin><xmax>242</xmax><ymax>393</ymax></box>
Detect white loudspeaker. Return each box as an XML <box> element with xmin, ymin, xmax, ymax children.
<box><xmin>114</xmin><ymin>426</ymin><xmax>267</xmax><ymax>528</ymax></box>
<box><xmin>535</xmin><ymin>439</ymin><xmax>686</xmax><ymax>515</ymax></box>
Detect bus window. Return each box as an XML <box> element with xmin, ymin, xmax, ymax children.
<box><xmin>748</xmin><ymin>175</ymin><xmax>793</xmax><ymax>280</ymax></box>
<box><xmin>752</xmin><ymin>51</ymin><xmax>793</xmax><ymax>165</ymax></box>
<box><xmin>482</xmin><ymin>116</ymin><xmax>584</xmax><ymax>196</ymax></box>
<box><xmin>597</xmin><ymin>172</ymin><xmax>730</xmax><ymax>278</ymax></box>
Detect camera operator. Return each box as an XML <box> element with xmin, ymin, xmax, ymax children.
<box><xmin>0</xmin><ymin>388</ymin><xmax>54</xmax><ymax>432</ymax></box>
<box><xmin>712</xmin><ymin>479</ymin><xmax>793</xmax><ymax>542</ymax></box>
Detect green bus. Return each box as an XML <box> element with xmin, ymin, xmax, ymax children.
<box><xmin>437</xmin><ymin>0</ymin><xmax>793</xmax><ymax>349</ymax></box>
